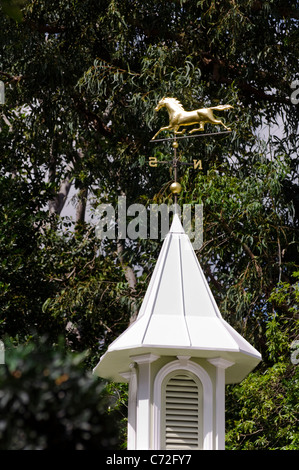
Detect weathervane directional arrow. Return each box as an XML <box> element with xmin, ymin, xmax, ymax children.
<box><xmin>150</xmin><ymin>130</ymin><xmax>232</xmax><ymax>143</ymax></box>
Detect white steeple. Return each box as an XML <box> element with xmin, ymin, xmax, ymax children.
<box><xmin>93</xmin><ymin>214</ymin><xmax>261</xmax><ymax>385</ymax></box>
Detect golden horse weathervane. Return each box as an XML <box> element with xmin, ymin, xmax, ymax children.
<box><xmin>151</xmin><ymin>97</ymin><xmax>233</xmax><ymax>140</ymax></box>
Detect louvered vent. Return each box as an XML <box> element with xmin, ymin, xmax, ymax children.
<box><xmin>161</xmin><ymin>372</ymin><xmax>203</xmax><ymax>450</ymax></box>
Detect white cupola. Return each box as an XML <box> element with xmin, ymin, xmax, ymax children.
<box><xmin>93</xmin><ymin>214</ymin><xmax>261</xmax><ymax>450</ymax></box>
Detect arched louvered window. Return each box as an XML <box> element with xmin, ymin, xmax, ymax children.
<box><xmin>161</xmin><ymin>371</ymin><xmax>203</xmax><ymax>450</ymax></box>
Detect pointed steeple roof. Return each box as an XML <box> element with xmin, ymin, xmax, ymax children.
<box><xmin>93</xmin><ymin>214</ymin><xmax>261</xmax><ymax>383</ymax></box>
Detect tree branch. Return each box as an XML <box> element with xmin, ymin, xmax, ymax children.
<box><xmin>49</xmin><ymin>175</ymin><xmax>73</xmax><ymax>216</ymax></box>
<box><xmin>71</xmin><ymin>94</ymin><xmax>112</xmax><ymax>137</ymax></box>
<box><xmin>0</xmin><ymin>70</ymin><xmax>23</xmax><ymax>83</ymax></box>
<box><xmin>48</xmin><ymin>161</ymin><xmax>73</xmax><ymax>216</ymax></box>
<box><xmin>251</xmin><ymin>2</ymin><xmax>299</xmax><ymax>19</ymax></box>
<box><xmin>219</xmin><ymin>216</ymin><xmax>263</xmax><ymax>277</ymax></box>
<box><xmin>200</xmin><ymin>54</ymin><xmax>291</xmax><ymax>105</ymax></box>
<box><xmin>75</xmin><ymin>186</ymin><xmax>88</xmax><ymax>225</ymax></box>
<box><xmin>25</xmin><ymin>20</ymin><xmax>66</xmax><ymax>34</ymax></box>
<box><xmin>116</xmin><ymin>239</ymin><xmax>138</xmax><ymax>323</ymax></box>
<box><xmin>204</xmin><ymin>263</ymin><xmax>224</xmax><ymax>293</ymax></box>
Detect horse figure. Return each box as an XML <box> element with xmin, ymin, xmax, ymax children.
<box><xmin>152</xmin><ymin>97</ymin><xmax>233</xmax><ymax>140</ymax></box>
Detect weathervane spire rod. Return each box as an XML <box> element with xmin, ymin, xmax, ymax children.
<box><xmin>170</xmin><ymin>135</ymin><xmax>181</xmax><ymax>209</ymax></box>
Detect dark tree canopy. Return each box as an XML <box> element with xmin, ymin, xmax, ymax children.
<box><xmin>0</xmin><ymin>0</ymin><xmax>298</xmax><ymax>449</ymax></box>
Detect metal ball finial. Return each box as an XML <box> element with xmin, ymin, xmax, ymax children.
<box><xmin>170</xmin><ymin>182</ymin><xmax>182</xmax><ymax>194</ymax></box>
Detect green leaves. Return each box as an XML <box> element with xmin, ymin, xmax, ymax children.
<box><xmin>266</xmin><ymin>272</ymin><xmax>299</xmax><ymax>363</ymax></box>
<box><xmin>0</xmin><ymin>0</ymin><xmax>27</xmax><ymax>22</ymax></box>
<box><xmin>226</xmin><ymin>362</ymin><xmax>299</xmax><ymax>450</ymax></box>
<box><xmin>0</xmin><ymin>336</ymin><xmax>123</xmax><ymax>449</ymax></box>
<box><xmin>226</xmin><ymin>269</ymin><xmax>299</xmax><ymax>450</ymax></box>
<box><xmin>0</xmin><ymin>0</ymin><xmax>298</xmax><ymax>450</ymax></box>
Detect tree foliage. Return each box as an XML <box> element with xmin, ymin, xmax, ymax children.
<box><xmin>0</xmin><ymin>336</ymin><xmax>123</xmax><ymax>450</ymax></box>
<box><xmin>226</xmin><ymin>272</ymin><xmax>299</xmax><ymax>449</ymax></box>
<box><xmin>0</xmin><ymin>0</ymin><xmax>298</xmax><ymax>449</ymax></box>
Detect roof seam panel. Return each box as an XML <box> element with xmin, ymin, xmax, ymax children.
<box><xmin>179</xmin><ymin>236</ymin><xmax>192</xmax><ymax>347</ymax></box>
<box><xmin>141</xmin><ymin>232</ymin><xmax>172</xmax><ymax>344</ymax></box>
